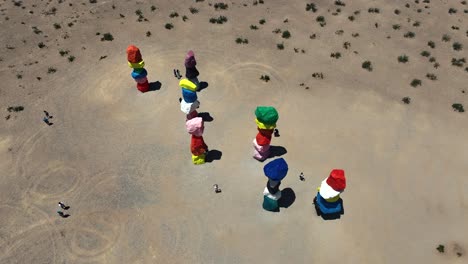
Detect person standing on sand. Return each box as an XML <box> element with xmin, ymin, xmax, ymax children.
<box><xmin>313</xmin><ymin>169</ymin><xmax>346</xmax><ymax>219</ymax></box>
<box><xmin>262</xmin><ymin>158</ymin><xmax>288</xmax><ymax>212</ymax></box>
<box><xmin>185</xmin><ymin>50</ymin><xmax>200</xmax><ymax>89</ymax></box>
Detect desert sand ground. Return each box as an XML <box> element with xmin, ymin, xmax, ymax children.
<box><xmin>1</xmin><ymin>0</ymin><xmax>467</xmax><ymax>263</ymax></box>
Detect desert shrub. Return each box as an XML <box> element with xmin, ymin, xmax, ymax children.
<box><xmin>451</xmin><ymin>58</ymin><xmax>466</xmax><ymax>67</ymax></box>
<box><xmin>426</xmin><ymin>73</ymin><xmax>437</xmax><ymax>80</ymax></box>
<box><xmin>394</xmin><ymin>9</ymin><xmax>401</xmax><ymax>15</ymax></box>
<box><xmin>260</xmin><ymin>75</ymin><xmax>270</xmax><ymax>82</ymax></box>
<box><xmin>413</xmin><ymin>21</ymin><xmax>420</xmax><ymax>27</ymax></box>
<box><xmin>402</xmin><ymin>97</ymin><xmax>411</xmax><ymax>104</ymax></box>
<box><xmin>306</xmin><ymin>3</ymin><xmax>317</xmax><ymax>12</ymax></box>
<box><xmin>330</xmin><ymin>52</ymin><xmax>341</xmax><ymax>59</ymax></box>
<box><xmin>48</xmin><ymin>67</ymin><xmax>57</xmax><ymax>74</ymax></box>
<box><xmin>410</xmin><ymin>79</ymin><xmax>422</xmax><ymax>87</ymax></box>
<box><xmin>68</xmin><ymin>55</ymin><xmax>75</xmax><ymax>62</ymax></box>
<box><xmin>348</xmin><ymin>16</ymin><xmax>355</xmax><ymax>21</ymax></box>
<box><xmin>182</xmin><ymin>15</ymin><xmax>188</xmax><ymax>21</ymax></box>
<box><xmin>89</xmin><ymin>0</ymin><xmax>97</xmax><ymax>3</ymax></box>
<box><xmin>151</xmin><ymin>5</ymin><xmax>157</xmax><ymax>12</ymax></box>
<box><xmin>146</xmin><ymin>31</ymin><xmax>151</xmax><ymax>37</ymax></box>
<box><xmin>335</xmin><ymin>1</ymin><xmax>345</xmax><ymax>6</ymax></box>
<box><xmin>442</xmin><ymin>34</ymin><xmax>451</xmax><ymax>42</ymax></box>
<box><xmin>250</xmin><ymin>25</ymin><xmax>258</xmax><ymax>30</ymax></box>
<box><xmin>214</xmin><ymin>3</ymin><xmax>228</xmax><ymax>10</ymax></box>
<box><xmin>404</xmin><ymin>31</ymin><xmax>415</xmax><ymax>38</ymax></box>
<box><xmin>101</xmin><ymin>33</ymin><xmax>113</xmax><ymax>41</ymax></box>
<box><xmin>259</xmin><ymin>19</ymin><xmax>266</xmax><ymax>24</ymax></box>
<box><xmin>398</xmin><ymin>55</ymin><xmax>409</xmax><ymax>63</ymax></box>
<box><xmin>448</xmin><ymin>8</ymin><xmax>457</xmax><ymax>14</ymax></box>
<box><xmin>277</xmin><ymin>43</ymin><xmax>284</xmax><ymax>50</ymax></box>
<box><xmin>429</xmin><ymin>57</ymin><xmax>436</xmax><ymax>62</ymax></box>
<box><xmin>452</xmin><ymin>104</ymin><xmax>465</xmax><ymax>112</ymax></box>
<box><xmin>453</xmin><ymin>42</ymin><xmax>463</xmax><ymax>51</ymax></box>
<box><xmin>421</xmin><ymin>50</ymin><xmax>430</xmax><ymax>57</ymax></box>
<box><xmin>165</xmin><ymin>23</ymin><xmax>174</xmax><ymax>29</ymax></box>
<box><xmin>189</xmin><ymin>7</ymin><xmax>198</xmax><ymax>14</ymax></box>
<box><xmin>282</xmin><ymin>30</ymin><xmax>291</xmax><ymax>39</ymax></box>
<box><xmin>16</xmin><ymin>74</ymin><xmax>22</xmax><ymax>79</ymax></box>
<box><xmin>428</xmin><ymin>41</ymin><xmax>435</xmax><ymax>48</ymax></box>
<box><xmin>169</xmin><ymin>12</ymin><xmax>179</xmax><ymax>18</ymax></box>
<box><xmin>38</xmin><ymin>42</ymin><xmax>45</xmax><ymax>48</ymax></box>
<box><xmin>392</xmin><ymin>24</ymin><xmax>401</xmax><ymax>30</ymax></box>
<box><xmin>53</xmin><ymin>23</ymin><xmax>61</xmax><ymax>29</ymax></box>
<box><xmin>362</xmin><ymin>61</ymin><xmax>372</xmax><ymax>71</ymax></box>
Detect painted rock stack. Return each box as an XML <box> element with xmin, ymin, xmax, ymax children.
<box><xmin>127</xmin><ymin>45</ymin><xmax>149</xmax><ymax>93</ymax></box>
<box><xmin>179</xmin><ymin>78</ymin><xmax>199</xmax><ymax>120</ymax></box>
<box><xmin>253</xmin><ymin>106</ymin><xmax>279</xmax><ymax>161</ymax></box>
<box><xmin>186</xmin><ymin>117</ymin><xmax>209</xmax><ymax>165</ymax></box>
<box><xmin>262</xmin><ymin>158</ymin><xmax>288</xmax><ymax>212</ymax></box>
<box><xmin>185</xmin><ymin>50</ymin><xmax>200</xmax><ymax>87</ymax></box>
<box><xmin>313</xmin><ymin>169</ymin><xmax>346</xmax><ymax>219</ymax></box>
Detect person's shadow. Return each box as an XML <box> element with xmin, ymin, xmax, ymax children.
<box><xmin>278</xmin><ymin>188</ymin><xmax>296</xmax><ymax>208</ymax></box>
<box><xmin>205</xmin><ymin>149</ymin><xmax>222</xmax><ymax>162</ymax></box>
<box><xmin>198</xmin><ymin>112</ymin><xmax>214</xmax><ymax>122</ymax></box>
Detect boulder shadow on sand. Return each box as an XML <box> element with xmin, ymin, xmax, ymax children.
<box><xmin>198</xmin><ymin>112</ymin><xmax>214</xmax><ymax>122</ymax></box>
<box><xmin>205</xmin><ymin>149</ymin><xmax>222</xmax><ymax>162</ymax></box>
<box><xmin>278</xmin><ymin>187</ymin><xmax>296</xmax><ymax>208</ymax></box>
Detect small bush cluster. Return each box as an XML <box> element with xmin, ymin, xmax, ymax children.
<box><xmin>453</xmin><ymin>42</ymin><xmax>463</xmax><ymax>51</ymax></box>
<box><xmin>260</xmin><ymin>75</ymin><xmax>270</xmax><ymax>82</ymax></box>
<box><xmin>426</xmin><ymin>73</ymin><xmax>437</xmax><ymax>80</ymax></box>
<box><xmin>277</xmin><ymin>43</ymin><xmax>285</xmax><ymax>50</ymax></box>
<box><xmin>330</xmin><ymin>52</ymin><xmax>341</xmax><ymax>59</ymax></box>
<box><xmin>169</xmin><ymin>12</ymin><xmax>179</xmax><ymax>18</ymax></box>
<box><xmin>316</xmin><ymin>16</ymin><xmax>326</xmax><ymax>27</ymax></box>
<box><xmin>398</xmin><ymin>55</ymin><xmax>409</xmax><ymax>63</ymax></box>
<box><xmin>282</xmin><ymin>30</ymin><xmax>291</xmax><ymax>39</ymax></box>
<box><xmin>214</xmin><ymin>3</ymin><xmax>228</xmax><ymax>10</ymax></box>
<box><xmin>410</xmin><ymin>79</ymin><xmax>422</xmax><ymax>87</ymax></box>
<box><xmin>402</xmin><ymin>97</ymin><xmax>411</xmax><ymax>104</ymax></box>
<box><xmin>428</xmin><ymin>41</ymin><xmax>435</xmax><ymax>48</ymax></box>
<box><xmin>404</xmin><ymin>31</ymin><xmax>415</xmax><ymax>38</ymax></box>
<box><xmin>165</xmin><ymin>23</ymin><xmax>174</xmax><ymax>29</ymax></box>
<box><xmin>306</xmin><ymin>3</ymin><xmax>317</xmax><ymax>12</ymax></box>
<box><xmin>189</xmin><ymin>7</ymin><xmax>198</xmax><ymax>14</ymax></box>
<box><xmin>452</xmin><ymin>104</ymin><xmax>465</xmax><ymax>112</ymax></box>
<box><xmin>235</xmin><ymin>37</ymin><xmax>248</xmax><ymax>44</ymax></box>
<box><xmin>368</xmin><ymin>8</ymin><xmax>380</xmax><ymax>13</ymax></box>
<box><xmin>209</xmin><ymin>16</ymin><xmax>227</xmax><ymax>24</ymax></box>
<box><xmin>451</xmin><ymin>58</ymin><xmax>466</xmax><ymax>67</ymax></box>
<box><xmin>442</xmin><ymin>34</ymin><xmax>451</xmax><ymax>42</ymax></box>
<box><xmin>421</xmin><ymin>50</ymin><xmax>430</xmax><ymax>57</ymax></box>
<box><xmin>101</xmin><ymin>33</ymin><xmax>114</xmax><ymax>41</ymax></box>
<box><xmin>362</xmin><ymin>61</ymin><xmax>373</xmax><ymax>71</ymax></box>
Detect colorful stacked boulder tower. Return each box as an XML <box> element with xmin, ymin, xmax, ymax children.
<box><xmin>313</xmin><ymin>169</ymin><xmax>346</xmax><ymax>219</ymax></box>
<box><xmin>179</xmin><ymin>78</ymin><xmax>199</xmax><ymax>120</ymax></box>
<box><xmin>186</xmin><ymin>117</ymin><xmax>209</xmax><ymax>165</ymax></box>
<box><xmin>127</xmin><ymin>45</ymin><xmax>149</xmax><ymax>93</ymax></box>
<box><xmin>262</xmin><ymin>158</ymin><xmax>288</xmax><ymax>212</ymax></box>
<box><xmin>253</xmin><ymin>106</ymin><xmax>279</xmax><ymax>161</ymax></box>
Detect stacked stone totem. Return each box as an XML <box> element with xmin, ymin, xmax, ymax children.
<box><xmin>127</xmin><ymin>45</ymin><xmax>149</xmax><ymax>93</ymax></box>
<box><xmin>180</xmin><ymin>79</ymin><xmax>200</xmax><ymax>120</ymax></box>
<box><xmin>253</xmin><ymin>106</ymin><xmax>279</xmax><ymax>161</ymax></box>
<box><xmin>262</xmin><ymin>158</ymin><xmax>288</xmax><ymax>212</ymax></box>
<box><xmin>186</xmin><ymin>117</ymin><xmax>208</xmax><ymax>165</ymax></box>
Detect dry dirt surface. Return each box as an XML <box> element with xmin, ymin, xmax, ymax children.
<box><xmin>1</xmin><ymin>0</ymin><xmax>467</xmax><ymax>263</ymax></box>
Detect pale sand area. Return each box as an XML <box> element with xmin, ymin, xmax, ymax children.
<box><xmin>0</xmin><ymin>0</ymin><xmax>467</xmax><ymax>263</ymax></box>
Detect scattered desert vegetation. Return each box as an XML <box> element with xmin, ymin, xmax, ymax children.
<box><xmin>362</xmin><ymin>61</ymin><xmax>373</xmax><ymax>71</ymax></box>
<box><xmin>7</xmin><ymin>106</ymin><xmax>24</xmax><ymax>112</ymax></box>
<box><xmin>146</xmin><ymin>31</ymin><xmax>151</xmax><ymax>37</ymax></box>
<box><xmin>428</xmin><ymin>41</ymin><xmax>435</xmax><ymax>48</ymax></box>
<box><xmin>260</xmin><ymin>75</ymin><xmax>270</xmax><ymax>82</ymax></box>
<box><xmin>410</xmin><ymin>79</ymin><xmax>422</xmax><ymax>87</ymax></box>
<box><xmin>214</xmin><ymin>2</ymin><xmax>228</xmax><ymax>10</ymax></box>
<box><xmin>68</xmin><ymin>55</ymin><xmax>75</xmax><ymax>62</ymax></box>
<box><xmin>402</xmin><ymin>97</ymin><xmax>411</xmax><ymax>104</ymax></box>
<box><xmin>316</xmin><ymin>16</ymin><xmax>326</xmax><ymax>27</ymax></box>
<box><xmin>451</xmin><ymin>58</ymin><xmax>466</xmax><ymax>67</ymax></box>
<box><xmin>282</xmin><ymin>30</ymin><xmax>291</xmax><ymax>39</ymax></box>
<box><xmin>306</xmin><ymin>3</ymin><xmax>318</xmax><ymax>12</ymax></box>
<box><xmin>421</xmin><ymin>50</ymin><xmax>431</xmax><ymax>57</ymax></box>
<box><xmin>277</xmin><ymin>43</ymin><xmax>285</xmax><ymax>50</ymax></box>
<box><xmin>101</xmin><ymin>33</ymin><xmax>114</xmax><ymax>41</ymax></box>
<box><xmin>259</xmin><ymin>19</ymin><xmax>266</xmax><ymax>24</ymax></box>
<box><xmin>47</xmin><ymin>67</ymin><xmax>57</xmax><ymax>74</ymax></box>
<box><xmin>453</xmin><ymin>42</ymin><xmax>463</xmax><ymax>51</ymax></box>
<box><xmin>442</xmin><ymin>34</ymin><xmax>451</xmax><ymax>42</ymax></box>
<box><xmin>169</xmin><ymin>12</ymin><xmax>179</xmax><ymax>18</ymax></box>
<box><xmin>165</xmin><ymin>23</ymin><xmax>174</xmax><ymax>29</ymax></box>
<box><xmin>368</xmin><ymin>8</ymin><xmax>380</xmax><ymax>13</ymax></box>
<box><xmin>37</xmin><ymin>42</ymin><xmax>46</xmax><ymax>49</ymax></box>
<box><xmin>151</xmin><ymin>5</ymin><xmax>157</xmax><ymax>12</ymax></box>
<box><xmin>209</xmin><ymin>16</ymin><xmax>228</xmax><ymax>24</ymax></box>
<box><xmin>189</xmin><ymin>7</ymin><xmax>198</xmax><ymax>14</ymax></box>
<box><xmin>452</xmin><ymin>103</ymin><xmax>465</xmax><ymax>112</ymax></box>
<box><xmin>250</xmin><ymin>25</ymin><xmax>258</xmax><ymax>30</ymax></box>
<box><xmin>53</xmin><ymin>23</ymin><xmax>61</xmax><ymax>29</ymax></box>
<box><xmin>235</xmin><ymin>37</ymin><xmax>249</xmax><ymax>44</ymax></box>
<box><xmin>426</xmin><ymin>73</ymin><xmax>437</xmax><ymax>80</ymax></box>
<box><xmin>404</xmin><ymin>31</ymin><xmax>416</xmax><ymax>38</ymax></box>
<box><xmin>330</xmin><ymin>52</ymin><xmax>341</xmax><ymax>59</ymax></box>
<box><xmin>312</xmin><ymin>72</ymin><xmax>324</xmax><ymax>79</ymax></box>
<box><xmin>398</xmin><ymin>55</ymin><xmax>409</xmax><ymax>63</ymax></box>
